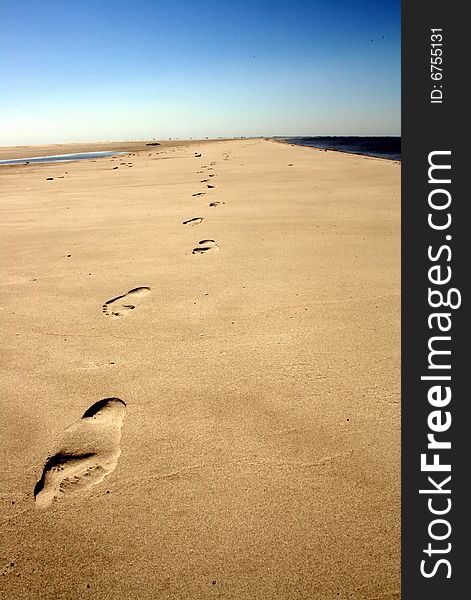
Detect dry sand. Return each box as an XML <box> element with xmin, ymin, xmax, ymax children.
<box><xmin>0</xmin><ymin>139</ymin><xmax>400</xmax><ymax>599</ymax></box>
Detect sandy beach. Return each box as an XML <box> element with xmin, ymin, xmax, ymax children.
<box><xmin>0</xmin><ymin>139</ymin><xmax>400</xmax><ymax>599</ymax></box>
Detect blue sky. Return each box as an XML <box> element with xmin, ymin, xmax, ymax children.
<box><xmin>0</xmin><ymin>0</ymin><xmax>400</xmax><ymax>145</ymax></box>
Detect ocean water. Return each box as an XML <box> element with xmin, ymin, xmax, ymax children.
<box><xmin>0</xmin><ymin>151</ymin><xmax>125</xmax><ymax>166</ymax></box>
<box><xmin>280</xmin><ymin>137</ymin><xmax>401</xmax><ymax>161</ymax></box>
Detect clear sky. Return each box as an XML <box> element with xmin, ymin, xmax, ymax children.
<box><xmin>0</xmin><ymin>0</ymin><xmax>400</xmax><ymax>145</ymax></box>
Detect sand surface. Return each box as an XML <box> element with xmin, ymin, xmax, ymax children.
<box><xmin>0</xmin><ymin>139</ymin><xmax>400</xmax><ymax>599</ymax></box>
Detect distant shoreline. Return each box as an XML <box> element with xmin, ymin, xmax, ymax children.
<box><xmin>0</xmin><ymin>139</ymin><xmax>223</xmax><ymax>162</ymax></box>
<box><xmin>272</xmin><ymin>136</ymin><xmax>401</xmax><ymax>162</ymax></box>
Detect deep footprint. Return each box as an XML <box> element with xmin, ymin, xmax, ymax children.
<box><xmin>192</xmin><ymin>192</ymin><xmax>205</xmax><ymax>197</ymax></box>
<box><xmin>102</xmin><ymin>286</ymin><xmax>151</xmax><ymax>318</ymax></box>
<box><xmin>34</xmin><ymin>398</ymin><xmax>126</xmax><ymax>509</ymax></box>
<box><xmin>192</xmin><ymin>240</ymin><xmax>219</xmax><ymax>254</ymax></box>
<box><xmin>183</xmin><ymin>217</ymin><xmax>204</xmax><ymax>225</ymax></box>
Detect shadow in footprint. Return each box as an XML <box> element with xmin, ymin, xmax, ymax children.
<box><xmin>183</xmin><ymin>217</ymin><xmax>204</xmax><ymax>225</ymax></box>
<box><xmin>192</xmin><ymin>192</ymin><xmax>205</xmax><ymax>197</ymax></box>
<box><xmin>34</xmin><ymin>398</ymin><xmax>126</xmax><ymax>509</ymax></box>
<box><xmin>192</xmin><ymin>240</ymin><xmax>219</xmax><ymax>254</ymax></box>
<box><xmin>102</xmin><ymin>286</ymin><xmax>151</xmax><ymax>318</ymax></box>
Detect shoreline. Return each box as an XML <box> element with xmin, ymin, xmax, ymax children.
<box><xmin>271</xmin><ymin>137</ymin><xmax>401</xmax><ymax>162</ymax></box>
<box><xmin>0</xmin><ymin>138</ymin><xmax>224</xmax><ymax>161</ymax></box>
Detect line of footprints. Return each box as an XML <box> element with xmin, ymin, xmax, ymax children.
<box><xmin>34</xmin><ymin>151</ymin><xmax>229</xmax><ymax>508</ymax></box>
<box><xmin>187</xmin><ymin>156</ymin><xmax>226</xmax><ymax>252</ymax></box>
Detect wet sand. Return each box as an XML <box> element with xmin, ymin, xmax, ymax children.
<box><xmin>0</xmin><ymin>139</ymin><xmax>214</xmax><ymax>161</ymax></box>
<box><xmin>0</xmin><ymin>139</ymin><xmax>400</xmax><ymax>599</ymax></box>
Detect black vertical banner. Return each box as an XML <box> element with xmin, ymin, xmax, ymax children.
<box><xmin>402</xmin><ymin>2</ymin><xmax>468</xmax><ymax>599</ymax></box>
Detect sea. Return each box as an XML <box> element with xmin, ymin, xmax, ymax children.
<box><xmin>0</xmin><ymin>151</ymin><xmax>125</xmax><ymax>166</ymax></box>
<box><xmin>279</xmin><ymin>136</ymin><xmax>401</xmax><ymax>161</ymax></box>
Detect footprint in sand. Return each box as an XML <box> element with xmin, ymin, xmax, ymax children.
<box><xmin>183</xmin><ymin>217</ymin><xmax>204</xmax><ymax>226</ymax></box>
<box><xmin>209</xmin><ymin>201</ymin><xmax>221</xmax><ymax>207</ymax></box>
<box><xmin>192</xmin><ymin>239</ymin><xmax>219</xmax><ymax>254</ymax></box>
<box><xmin>34</xmin><ymin>398</ymin><xmax>126</xmax><ymax>509</ymax></box>
<box><xmin>102</xmin><ymin>286</ymin><xmax>151</xmax><ymax>318</ymax></box>
<box><xmin>192</xmin><ymin>192</ymin><xmax>205</xmax><ymax>197</ymax></box>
